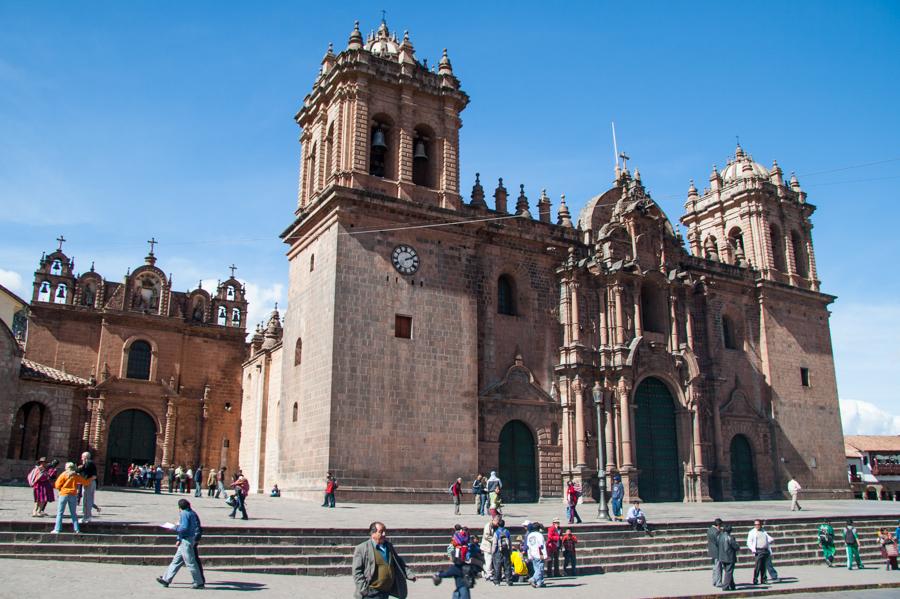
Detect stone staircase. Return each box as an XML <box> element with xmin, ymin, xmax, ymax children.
<box><xmin>0</xmin><ymin>516</ymin><xmax>894</xmax><ymax>576</ymax></box>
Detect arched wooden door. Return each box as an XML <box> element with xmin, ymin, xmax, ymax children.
<box><xmin>730</xmin><ymin>435</ymin><xmax>759</xmax><ymax>500</ymax></box>
<box><xmin>6</xmin><ymin>402</ymin><xmax>50</xmax><ymax>460</ymax></box>
<box><xmin>498</xmin><ymin>420</ymin><xmax>537</xmax><ymax>502</ymax></box>
<box><xmin>106</xmin><ymin>410</ymin><xmax>157</xmax><ymax>481</ymax></box>
<box><xmin>634</xmin><ymin>377</ymin><xmax>683</xmax><ymax>502</ymax></box>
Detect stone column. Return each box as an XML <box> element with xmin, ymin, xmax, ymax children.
<box><xmin>633</xmin><ymin>282</ymin><xmax>643</xmax><ymax>337</ymax></box>
<box><xmin>598</xmin><ymin>288</ymin><xmax>609</xmax><ymax>347</ymax></box>
<box><xmin>162</xmin><ymin>398</ymin><xmax>176</xmax><ymax>467</ymax></box>
<box><xmin>560</xmin><ymin>281</ymin><xmax>570</xmax><ymax>348</ymax></box>
<box><xmin>570</xmin><ymin>281</ymin><xmax>581</xmax><ymax>345</ymax></box>
<box><xmin>614</xmin><ymin>285</ymin><xmax>625</xmax><ymax>345</ymax></box>
<box><xmin>618</xmin><ymin>379</ymin><xmax>634</xmax><ymax>468</ymax></box>
<box><xmin>685</xmin><ymin>310</ymin><xmax>695</xmax><ymax>349</ymax></box>
<box><xmin>91</xmin><ymin>395</ymin><xmax>105</xmax><ymax>452</ymax></box>
<box><xmin>605</xmin><ymin>391</ymin><xmax>616</xmax><ymax>471</ymax></box>
<box><xmin>573</xmin><ymin>376</ymin><xmax>586</xmax><ymax>469</ymax></box>
<box><xmin>670</xmin><ymin>292</ymin><xmax>680</xmax><ymax>348</ymax></box>
<box><xmin>805</xmin><ymin>226</ymin><xmax>820</xmax><ymax>291</ymax></box>
<box><xmin>692</xmin><ymin>402</ymin><xmax>704</xmax><ymax>471</ymax></box>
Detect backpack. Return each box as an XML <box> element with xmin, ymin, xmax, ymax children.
<box><xmin>448</xmin><ymin>484</ymin><xmax>455</xmax><ymax>495</ymax></box>
<box><xmin>844</xmin><ymin>527</ymin><xmax>857</xmax><ymax>545</ymax></box>
<box><xmin>27</xmin><ymin>467</ymin><xmax>41</xmax><ymax>487</ymax></box>
<box><xmin>498</xmin><ymin>531</ymin><xmax>512</xmax><ymax>553</ymax></box>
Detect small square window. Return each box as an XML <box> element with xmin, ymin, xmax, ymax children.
<box><xmin>800</xmin><ymin>367</ymin><xmax>810</xmax><ymax>387</ymax></box>
<box><xmin>310</xmin><ymin>254</ymin><xmax>315</xmax><ymax>272</ymax></box>
<box><xmin>395</xmin><ymin>315</ymin><xmax>412</xmax><ymax>339</ymax></box>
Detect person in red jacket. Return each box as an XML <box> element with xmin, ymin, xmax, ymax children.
<box><xmin>561</xmin><ymin>529</ymin><xmax>579</xmax><ymax>576</ymax></box>
<box><xmin>322</xmin><ymin>472</ymin><xmax>338</xmax><ymax>508</ymax></box>
<box><xmin>451</xmin><ymin>478</ymin><xmax>462</xmax><ymax>515</ymax></box>
<box><xmin>546</xmin><ymin>517</ymin><xmax>562</xmax><ymax>577</ymax></box>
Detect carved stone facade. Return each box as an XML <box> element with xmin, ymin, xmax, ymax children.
<box><xmin>15</xmin><ymin>243</ymin><xmax>247</xmax><ymax>482</ymax></box>
<box><xmin>242</xmin><ymin>19</ymin><xmax>849</xmax><ymax>502</ymax></box>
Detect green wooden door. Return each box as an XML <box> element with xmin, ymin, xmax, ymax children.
<box><xmin>730</xmin><ymin>435</ymin><xmax>759</xmax><ymax>500</ymax></box>
<box><xmin>634</xmin><ymin>377</ymin><xmax>682</xmax><ymax>502</ymax></box>
<box><xmin>106</xmin><ymin>410</ymin><xmax>157</xmax><ymax>481</ymax></box>
<box><xmin>499</xmin><ymin>420</ymin><xmax>537</xmax><ymax>502</ymax></box>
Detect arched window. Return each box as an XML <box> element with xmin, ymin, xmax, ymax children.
<box><xmin>412</xmin><ymin>125</ymin><xmax>434</xmax><ymax>188</ymax></box>
<box><xmin>292</xmin><ymin>402</ymin><xmax>299</xmax><ymax>423</ymax></box>
<box><xmin>770</xmin><ymin>224</ymin><xmax>787</xmax><ymax>271</ymax></box>
<box><xmin>37</xmin><ymin>281</ymin><xmax>51</xmax><ymax>302</ymax></box>
<box><xmin>640</xmin><ymin>284</ymin><xmax>667</xmax><ymax>334</ymax></box>
<box><xmin>50</xmin><ymin>259</ymin><xmax>63</xmax><ymax>275</ymax></box>
<box><xmin>791</xmin><ymin>231</ymin><xmax>809</xmax><ymax>277</ymax></box>
<box><xmin>497</xmin><ymin>275</ymin><xmax>516</xmax><ymax>316</ymax></box>
<box><xmin>217</xmin><ymin>306</ymin><xmax>227</xmax><ymax>326</ymax></box>
<box><xmin>722</xmin><ymin>314</ymin><xmax>739</xmax><ymax>350</ymax></box>
<box><xmin>6</xmin><ymin>401</ymin><xmax>50</xmax><ymax>460</ymax></box>
<box><xmin>126</xmin><ymin>340</ymin><xmax>152</xmax><ymax>380</ymax></box>
<box><xmin>324</xmin><ymin>123</ymin><xmax>334</xmax><ymax>183</ymax></box>
<box><xmin>369</xmin><ymin>117</ymin><xmax>395</xmax><ymax>179</ymax></box>
<box><xmin>54</xmin><ymin>283</ymin><xmax>68</xmax><ymax>304</ymax></box>
<box><xmin>226</xmin><ymin>285</ymin><xmax>235</xmax><ymax>300</ymax></box>
<box><xmin>231</xmin><ymin>308</ymin><xmax>241</xmax><ymax>326</ymax></box>
<box><xmin>308</xmin><ymin>142</ymin><xmax>318</xmax><ymax>195</ymax></box>
<box><xmin>294</xmin><ymin>338</ymin><xmax>302</xmax><ymax>366</ymax></box>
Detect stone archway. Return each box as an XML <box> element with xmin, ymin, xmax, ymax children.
<box><xmin>729</xmin><ymin>434</ymin><xmax>759</xmax><ymax>500</ymax></box>
<box><xmin>498</xmin><ymin>420</ymin><xmax>537</xmax><ymax>503</ymax></box>
<box><xmin>6</xmin><ymin>402</ymin><xmax>50</xmax><ymax>461</ymax></box>
<box><xmin>106</xmin><ymin>409</ymin><xmax>157</xmax><ymax>484</ymax></box>
<box><xmin>634</xmin><ymin>377</ymin><xmax>683</xmax><ymax>502</ymax></box>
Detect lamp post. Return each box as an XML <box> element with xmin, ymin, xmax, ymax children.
<box><xmin>592</xmin><ymin>381</ymin><xmax>610</xmax><ymax>520</ymax></box>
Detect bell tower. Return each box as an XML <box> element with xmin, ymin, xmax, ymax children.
<box><xmin>294</xmin><ymin>19</ymin><xmax>469</xmax><ymax>211</ymax></box>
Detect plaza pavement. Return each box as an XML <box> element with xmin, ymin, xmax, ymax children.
<box><xmin>1</xmin><ymin>485</ymin><xmax>898</xmax><ymax>529</ymax></box>
<box><xmin>0</xmin><ymin>558</ymin><xmax>897</xmax><ymax>598</ymax></box>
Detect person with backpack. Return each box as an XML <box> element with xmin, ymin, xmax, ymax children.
<box><xmin>493</xmin><ymin>518</ymin><xmax>513</xmax><ymax>585</ymax></box>
<box><xmin>844</xmin><ymin>520</ymin><xmax>864</xmax><ymax>570</ymax></box>
<box><xmin>546</xmin><ymin>518</ymin><xmax>562</xmax><ymax>577</ymax></box>
<box><xmin>818</xmin><ymin>522</ymin><xmax>836</xmax><ymax>566</ymax></box>
<box><xmin>480</xmin><ymin>514</ymin><xmax>499</xmax><ymax>582</ymax></box>
<box><xmin>561</xmin><ymin>529</ymin><xmax>578</xmax><ymax>576</ymax></box>
<box><xmin>432</xmin><ymin>530</ymin><xmax>484</xmax><ymax>598</ymax></box>
<box><xmin>450</xmin><ymin>477</ymin><xmax>462</xmax><ymax>515</ymax></box>
<box><xmin>565</xmin><ymin>480</ymin><xmax>582</xmax><ymax>524</ymax></box>
<box><xmin>525</xmin><ymin>521</ymin><xmax>548</xmax><ymax>588</ymax></box>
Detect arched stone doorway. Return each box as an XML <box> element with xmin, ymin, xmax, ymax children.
<box><xmin>6</xmin><ymin>402</ymin><xmax>50</xmax><ymax>460</ymax></box>
<box><xmin>729</xmin><ymin>434</ymin><xmax>759</xmax><ymax>500</ymax></box>
<box><xmin>634</xmin><ymin>377</ymin><xmax>682</xmax><ymax>502</ymax></box>
<box><xmin>106</xmin><ymin>409</ymin><xmax>157</xmax><ymax>484</ymax></box>
<box><xmin>498</xmin><ymin>420</ymin><xmax>537</xmax><ymax>502</ymax></box>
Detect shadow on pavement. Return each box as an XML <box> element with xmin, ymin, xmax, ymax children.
<box><xmin>204</xmin><ymin>581</ymin><xmax>267</xmax><ymax>591</ymax></box>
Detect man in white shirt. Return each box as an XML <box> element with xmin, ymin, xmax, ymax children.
<box><xmin>626</xmin><ymin>501</ymin><xmax>651</xmax><ymax>534</ymax></box>
<box><xmin>746</xmin><ymin>520</ymin><xmax>775</xmax><ymax>585</ymax></box>
<box><xmin>787</xmin><ymin>478</ymin><xmax>802</xmax><ymax>511</ymax></box>
<box><xmin>525</xmin><ymin>522</ymin><xmax>547</xmax><ymax>588</ymax></box>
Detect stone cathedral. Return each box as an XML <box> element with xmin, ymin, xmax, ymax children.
<box><xmin>239</xmin><ymin>19</ymin><xmax>849</xmax><ymax>503</ymax></box>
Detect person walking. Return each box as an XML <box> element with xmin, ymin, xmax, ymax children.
<box><xmin>610</xmin><ymin>474</ymin><xmax>624</xmax><ymax>522</ymax></box>
<box><xmin>843</xmin><ymin>519</ymin><xmax>864</xmax><ymax>570</ymax></box>
<box><xmin>77</xmin><ymin>452</ymin><xmax>98</xmax><ymax>524</ymax></box>
<box><xmin>564</xmin><ymin>480</ymin><xmax>582</xmax><ymax>524</ymax></box>
<box><xmin>488</xmin><ymin>487</ymin><xmax>503</xmax><ymax>518</ymax></box>
<box><xmin>322</xmin><ymin>472</ymin><xmax>337</xmax><ymax>507</ymax></box>
<box><xmin>28</xmin><ymin>458</ymin><xmax>49</xmax><ymax>517</ymax></box>
<box><xmin>718</xmin><ymin>525</ymin><xmax>739</xmax><ymax>591</ymax></box>
<box><xmin>493</xmin><ymin>518</ymin><xmax>513</xmax><ymax>585</ymax></box>
<box><xmin>546</xmin><ymin>518</ymin><xmax>562</xmax><ymax>577</ymax></box>
<box><xmin>787</xmin><ymin>477</ymin><xmax>802</xmax><ymax>511</ymax></box>
<box><xmin>818</xmin><ymin>521</ymin><xmax>836</xmax><ymax>567</ymax></box>
<box><xmin>352</xmin><ymin>521</ymin><xmax>417</xmax><ymax>599</ymax></box>
<box><xmin>156</xmin><ymin>499</ymin><xmax>205</xmax><ymax>589</ymax></box>
<box><xmin>747</xmin><ymin>519</ymin><xmax>774</xmax><ymax>585</ymax></box>
<box><xmin>451</xmin><ymin>478</ymin><xmax>462</xmax><ymax>515</ymax></box>
<box><xmin>167</xmin><ymin>466</ymin><xmax>176</xmax><ymax>493</ymax></box>
<box><xmin>193</xmin><ymin>465</ymin><xmax>203</xmax><ymax>498</ymax></box>
<box><xmin>561</xmin><ymin>529</ymin><xmax>578</xmax><ymax>576</ymax></box>
<box><xmin>215</xmin><ymin>467</ymin><xmax>227</xmax><ymax>499</ymax></box>
<box><xmin>472</xmin><ymin>474</ymin><xmax>485</xmax><ymax>516</ymax></box>
<box><xmin>228</xmin><ymin>473</ymin><xmax>249</xmax><ymax>520</ymax></box>
<box><xmin>525</xmin><ymin>522</ymin><xmax>547</xmax><ymax>588</ymax></box>
<box><xmin>707</xmin><ymin>518</ymin><xmax>723</xmax><ymax>587</ymax></box>
<box><xmin>154</xmin><ymin>464</ymin><xmax>163</xmax><ymax>494</ymax></box>
<box><xmin>52</xmin><ymin>462</ymin><xmax>89</xmax><ymax>534</ymax></box>
<box><xmin>206</xmin><ymin>469</ymin><xmax>217</xmax><ymax>496</ymax></box>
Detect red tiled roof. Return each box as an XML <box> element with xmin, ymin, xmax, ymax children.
<box><xmin>20</xmin><ymin>359</ymin><xmax>91</xmax><ymax>386</ymax></box>
<box><xmin>844</xmin><ymin>435</ymin><xmax>900</xmax><ymax>454</ymax></box>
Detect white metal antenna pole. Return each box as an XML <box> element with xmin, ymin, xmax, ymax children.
<box><xmin>611</xmin><ymin>121</ymin><xmax>619</xmax><ymax>169</ymax></box>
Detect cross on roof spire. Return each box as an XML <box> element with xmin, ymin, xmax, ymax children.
<box><xmin>56</xmin><ymin>235</ymin><xmax>66</xmax><ymax>251</ymax></box>
<box><xmin>619</xmin><ymin>152</ymin><xmax>630</xmax><ymax>171</ymax></box>
<box><xmin>229</xmin><ymin>264</ymin><xmax>238</xmax><ymax>278</ymax></box>
<box><xmin>381</xmin><ymin>8</ymin><xmax>387</xmax><ymax>22</ymax></box>
<box><xmin>147</xmin><ymin>237</ymin><xmax>158</xmax><ymax>255</ymax></box>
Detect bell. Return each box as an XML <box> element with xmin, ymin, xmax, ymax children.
<box><xmin>371</xmin><ymin>127</ymin><xmax>387</xmax><ymax>150</ymax></box>
<box><xmin>413</xmin><ymin>138</ymin><xmax>428</xmax><ymax>160</ymax></box>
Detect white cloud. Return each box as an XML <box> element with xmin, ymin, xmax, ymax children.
<box><xmin>0</xmin><ymin>268</ymin><xmax>23</xmax><ymax>293</ymax></box>
<box><xmin>241</xmin><ymin>280</ymin><xmax>284</xmax><ymax>331</ymax></box>
<box><xmin>840</xmin><ymin>399</ymin><xmax>900</xmax><ymax>435</ymax></box>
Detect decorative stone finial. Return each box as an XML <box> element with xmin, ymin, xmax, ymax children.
<box><xmin>688</xmin><ymin>179</ymin><xmax>698</xmax><ymax>198</ymax></box>
<box><xmin>438</xmin><ymin>48</ymin><xmax>453</xmax><ymax>75</ymax></box>
<box><xmin>537</xmin><ymin>189</ymin><xmax>551</xmax><ymax>223</ymax></box>
<box><xmin>557</xmin><ymin>194</ymin><xmax>573</xmax><ymax>228</ymax></box>
<box><xmin>347</xmin><ymin>20</ymin><xmax>363</xmax><ymax>51</ymax></box>
<box><xmin>789</xmin><ymin>171</ymin><xmax>801</xmax><ymax>192</ymax></box>
<box><xmin>470</xmin><ymin>172</ymin><xmax>486</xmax><ymax>208</ymax></box>
<box><xmin>515</xmin><ymin>184</ymin><xmax>532</xmax><ymax>218</ymax></box>
<box><xmin>494</xmin><ymin>178</ymin><xmax>508</xmax><ymax>213</ymax></box>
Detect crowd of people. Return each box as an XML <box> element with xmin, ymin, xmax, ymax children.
<box><xmin>27</xmin><ymin>452</ymin><xmax>99</xmax><ymax>533</ymax></box>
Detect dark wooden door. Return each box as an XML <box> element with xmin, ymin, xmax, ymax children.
<box><xmin>634</xmin><ymin>377</ymin><xmax>683</xmax><ymax>502</ymax></box>
<box><xmin>106</xmin><ymin>410</ymin><xmax>157</xmax><ymax>482</ymax></box>
<box><xmin>499</xmin><ymin>420</ymin><xmax>537</xmax><ymax>502</ymax></box>
<box><xmin>730</xmin><ymin>434</ymin><xmax>759</xmax><ymax>500</ymax></box>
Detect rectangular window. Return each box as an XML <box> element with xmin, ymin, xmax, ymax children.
<box><xmin>310</xmin><ymin>254</ymin><xmax>315</xmax><ymax>272</ymax></box>
<box><xmin>800</xmin><ymin>367</ymin><xmax>810</xmax><ymax>387</ymax></box>
<box><xmin>395</xmin><ymin>315</ymin><xmax>412</xmax><ymax>339</ymax></box>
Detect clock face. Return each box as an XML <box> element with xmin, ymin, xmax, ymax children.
<box><xmin>391</xmin><ymin>244</ymin><xmax>420</xmax><ymax>275</ymax></box>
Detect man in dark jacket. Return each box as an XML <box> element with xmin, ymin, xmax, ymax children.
<box><xmin>353</xmin><ymin>521</ymin><xmax>416</xmax><ymax>599</ymax></box>
<box><xmin>718</xmin><ymin>525</ymin><xmax>739</xmax><ymax>591</ymax></box>
<box><xmin>707</xmin><ymin>518</ymin><xmax>723</xmax><ymax>587</ymax></box>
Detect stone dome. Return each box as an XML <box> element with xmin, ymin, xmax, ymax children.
<box><xmin>721</xmin><ymin>144</ymin><xmax>769</xmax><ymax>182</ymax></box>
<box><xmin>365</xmin><ymin>21</ymin><xmax>400</xmax><ymax>57</ymax></box>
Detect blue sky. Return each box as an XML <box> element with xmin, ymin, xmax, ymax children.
<box><xmin>1</xmin><ymin>1</ymin><xmax>898</xmax><ymax>433</ymax></box>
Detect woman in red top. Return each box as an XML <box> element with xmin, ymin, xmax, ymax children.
<box><xmin>322</xmin><ymin>472</ymin><xmax>337</xmax><ymax>508</ymax></box>
<box><xmin>546</xmin><ymin>518</ymin><xmax>562</xmax><ymax>577</ymax></box>
<box><xmin>451</xmin><ymin>478</ymin><xmax>462</xmax><ymax>515</ymax></box>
